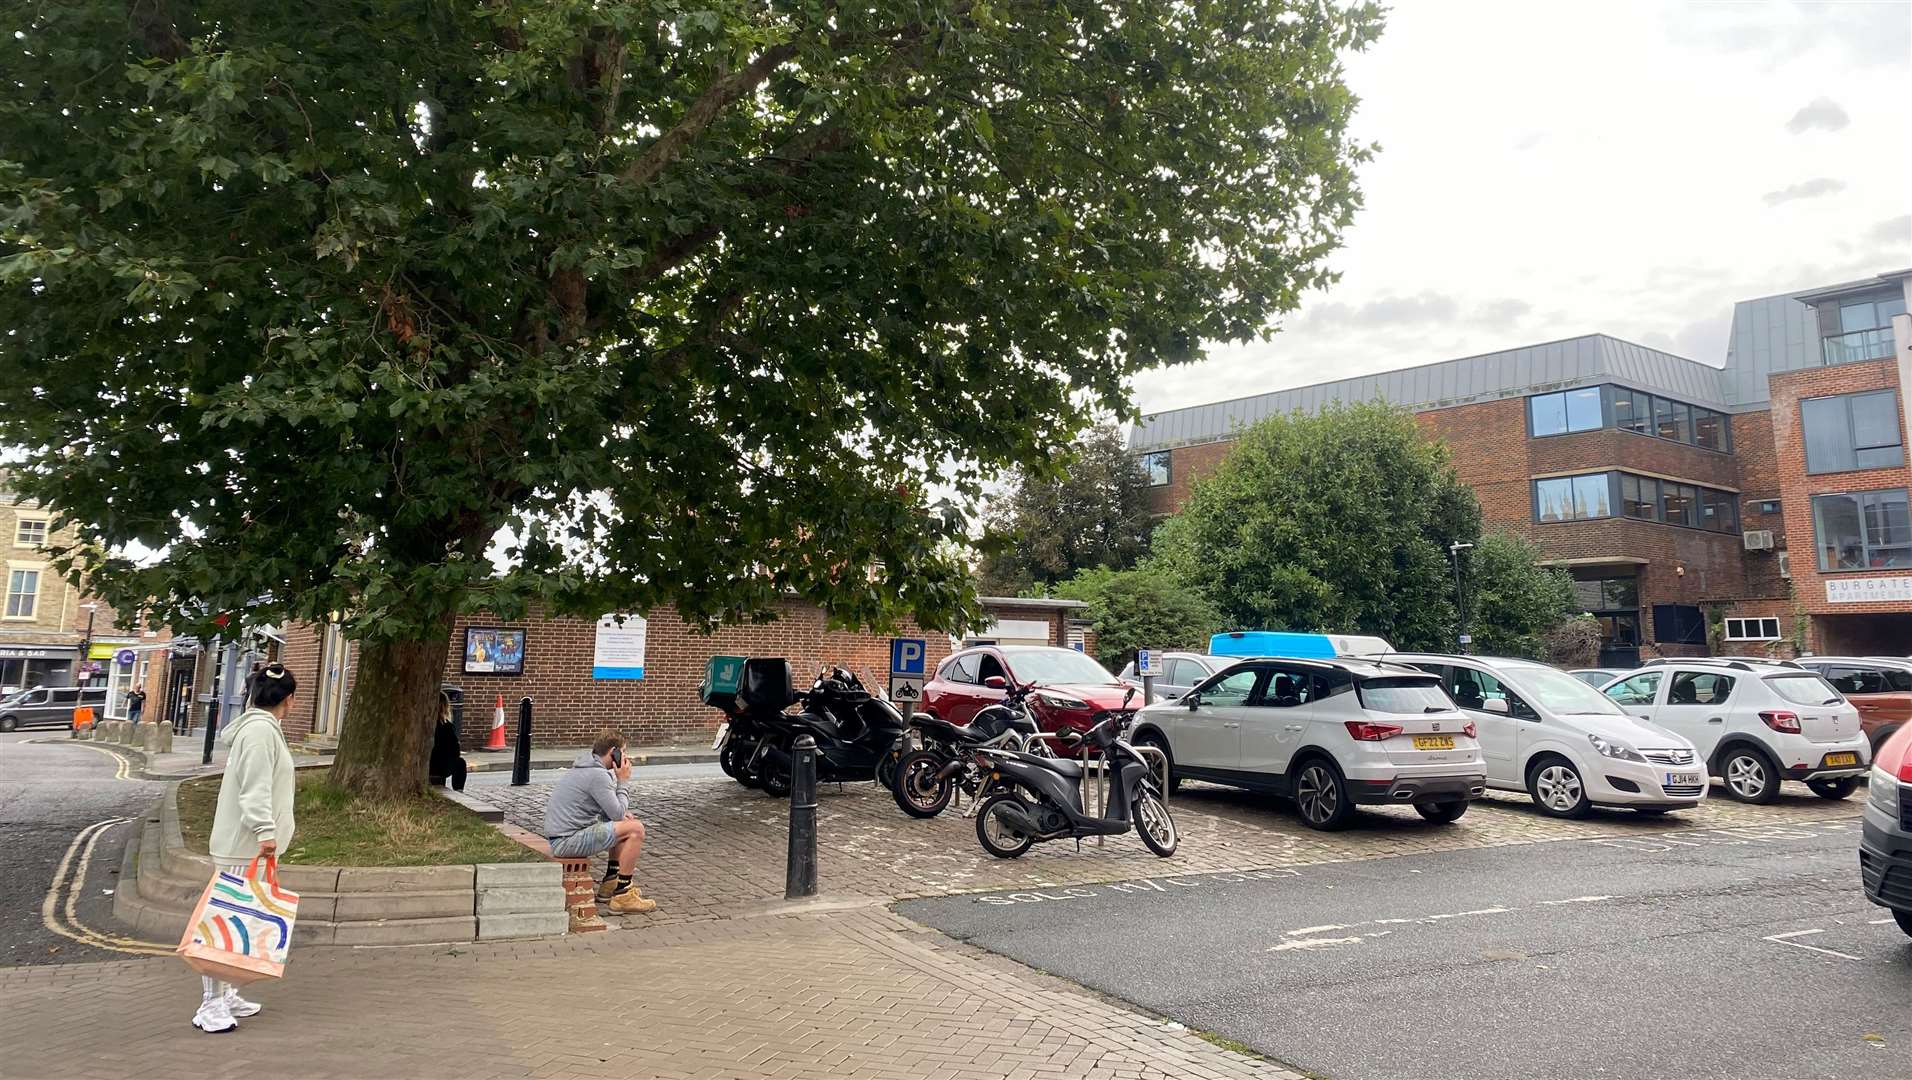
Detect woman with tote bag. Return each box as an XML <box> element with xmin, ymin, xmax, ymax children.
<box><xmin>191</xmin><ymin>664</ymin><xmax>298</xmax><ymax>1034</ymax></box>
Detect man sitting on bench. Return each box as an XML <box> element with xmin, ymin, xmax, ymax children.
<box><xmin>543</xmin><ymin>730</ymin><xmax>654</xmax><ymax>914</ymax></box>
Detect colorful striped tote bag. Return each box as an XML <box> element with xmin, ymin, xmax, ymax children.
<box><xmin>178</xmin><ymin>855</ymin><xmax>300</xmax><ymax>985</ymax></box>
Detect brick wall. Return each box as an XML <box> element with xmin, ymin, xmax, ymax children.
<box><xmin>1767</xmin><ymin>359</ymin><xmax>1912</xmax><ymax>617</ymax></box>
<box><xmin>1145</xmin><ymin>440</ymin><xmax>1235</xmax><ymax>516</ymax></box>
<box><xmin>1731</xmin><ymin>411</ymin><xmax>1790</xmax><ymax>601</ymax></box>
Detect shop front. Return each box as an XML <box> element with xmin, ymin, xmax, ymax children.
<box><xmin>0</xmin><ymin>642</ymin><xmax>80</xmax><ymax>695</ymax></box>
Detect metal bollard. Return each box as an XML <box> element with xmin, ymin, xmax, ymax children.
<box><xmin>1142</xmin><ymin>674</ymin><xmax>1156</xmax><ymax>706</ymax></box>
<box><xmin>509</xmin><ymin>697</ymin><xmax>532</xmax><ymax>786</ymax></box>
<box><xmin>201</xmin><ymin>699</ymin><xmax>219</xmax><ymax>765</ymax></box>
<box><xmin>785</xmin><ymin>734</ymin><xmax>818</xmax><ymax>900</ymax></box>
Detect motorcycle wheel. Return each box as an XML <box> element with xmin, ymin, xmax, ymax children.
<box><xmin>875</xmin><ymin>751</ymin><xmax>900</xmax><ymax>792</ymax></box>
<box><xmin>761</xmin><ymin>764</ymin><xmax>792</xmax><ymax>799</ymax></box>
<box><xmin>975</xmin><ymin>793</ymin><xmax>1036</xmax><ymax>859</ymax></box>
<box><xmin>720</xmin><ymin>740</ymin><xmax>751</xmax><ymax>781</ymax></box>
<box><xmin>892</xmin><ymin>750</ymin><xmax>954</xmax><ymax>819</ymax></box>
<box><xmin>1134</xmin><ymin>791</ymin><xmax>1178</xmax><ymax>858</ymax></box>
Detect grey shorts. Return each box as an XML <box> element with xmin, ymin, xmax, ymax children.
<box><xmin>547</xmin><ymin>820</ymin><xmax>619</xmax><ymax>859</ymax></box>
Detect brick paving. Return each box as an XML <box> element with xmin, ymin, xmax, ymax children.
<box><xmin>484</xmin><ymin>772</ymin><xmax>1862</xmax><ymax>926</ymax></box>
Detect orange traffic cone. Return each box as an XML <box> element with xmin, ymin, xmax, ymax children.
<box><xmin>484</xmin><ymin>694</ymin><xmax>508</xmax><ymax>751</ymax></box>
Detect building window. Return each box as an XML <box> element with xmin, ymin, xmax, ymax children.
<box><xmin>1699</xmin><ymin>488</ymin><xmax>1739</xmax><ymax>533</ymax></box>
<box><xmin>1612</xmin><ymin>388</ymin><xmax>1652</xmax><ymax>435</ymax></box>
<box><xmin>1754</xmin><ymin>499</ymin><xmax>1780</xmax><ymax>515</ymax></box>
<box><xmin>14</xmin><ymin>517</ymin><xmax>48</xmax><ymax>548</ymax></box>
<box><xmin>1724</xmin><ymin>617</ymin><xmax>1782</xmax><ymax>641</ymax></box>
<box><xmin>1800</xmin><ymin>390</ymin><xmax>1904</xmax><ymax>474</ymax></box>
<box><xmin>1812</xmin><ymin>489</ymin><xmax>1912</xmax><ymax>571</ymax></box>
<box><xmin>1823</xmin><ymin>294</ymin><xmax>1907</xmax><ymax>365</ymax></box>
<box><xmin>1692</xmin><ymin>409</ymin><xmax>1728</xmax><ymax>452</ymax></box>
<box><xmin>5</xmin><ymin>567</ymin><xmax>39</xmax><ymax>619</ymax></box>
<box><xmin>1529</xmin><ymin>387</ymin><xmax>1603</xmax><ymax>437</ymax></box>
<box><xmin>1662</xmin><ymin>482</ymin><xmax>1697</xmax><ymax>528</ymax></box>
<box><xmin>1535</xmin><ymin>473</ymin><xmax>1612</xmax><ymax>522</ymax></box>
<box><xmin>1653</xmin><ymin>397</ymin><xmax>1690</xmax><ymax>443</ymax></box>
<box><xmin>1619</xmin><ymin>474</ymin><xmax>1659</xmax><ymax>520</ymax></box>
<box><xmin>1572</xmin><ymin>576</ymin><xmax>1639</xmax><ymax>610</ymax></box>
<box><xmin>1139</xmin><ymin>451</ymin><xmax>1171</xmax><ymax>487</ymax></box>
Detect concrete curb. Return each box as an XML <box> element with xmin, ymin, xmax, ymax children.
<box><xmin>112</xmin><ymin>784</ymin><xmax>571</xmax><ymax>947</ymax></box>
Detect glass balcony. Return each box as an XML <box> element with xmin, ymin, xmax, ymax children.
<box><xmin>1822</xmin><ymin>327</ymin><xmax>1897</xmax><ymax>365</ymax></box>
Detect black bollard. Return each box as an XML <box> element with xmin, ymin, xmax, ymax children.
<box><xmin>785</xmin><ymin>734</ymin><xmax>818</xmax><ymax>900</ymax></box>
<box><xmin>201</xmin><ymin>697</ymin><xmax>219</xmax><ymax>765</ymax></box>
<box><xmin>509</xmin><ymin>696</ymin><xmax>532</xmax><ymax>786</ymax></box>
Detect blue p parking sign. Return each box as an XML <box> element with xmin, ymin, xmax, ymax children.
<box><xmin>890</xmin><ymin>638</ymin><xmax>927</xmax><ymax>676</ymax></box>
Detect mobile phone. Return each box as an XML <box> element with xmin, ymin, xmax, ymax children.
<box><xmin>609</xmin><ymin>747</ymin><xmax>623</xmax><ymax>769</ymax></box>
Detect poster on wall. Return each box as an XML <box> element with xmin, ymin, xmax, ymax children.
<box><xmin>463</xmin><ymin>628</ymin><xmax>526</xmax><ymax>675</ymax></box>
<box><xmin>593</xmin><ymin>614</ymin><xmax>648</xmax><ymax>680</ymax></box>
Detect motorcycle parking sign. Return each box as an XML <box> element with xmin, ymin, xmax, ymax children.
<box><xmin>889</xmin><ymin>675</ymin><xmax>923</xmax><ymax>702</ymax></box>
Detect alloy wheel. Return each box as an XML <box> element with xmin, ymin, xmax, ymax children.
<box><xmin>1297</xmin><ymin>765</ymin><xmax>1337</xmax><ymax>824</ymax></box>
<box><xmin>1535</xmin><ymin>765</ymin><xmax>1583</xmax><ymax>812</ymax></box>
<box><xmin>1726</xmin><ymin>754</ymin><xmax>1768</xmax><ymax>800</ymax></box>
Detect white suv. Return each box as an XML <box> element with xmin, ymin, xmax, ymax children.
<box><xmin>1130</xmin><ymin>657</ymin><xmax>1487</xmax><ymax>830</ymax></box>
<box><xmin>1387</xmin><ymin>654</ymin><xmax>1705</xmax><ymax>817</ymax></box>
<box><xmin>1601</xmin><ymin>661</ymin><xmax>1869</xmax><ymax>803</ymax></box>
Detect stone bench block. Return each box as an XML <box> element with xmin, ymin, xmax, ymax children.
<box><xmin>476</xmin><ymin>885</ymin><xmax>566</xmax><ymax>916</ymax></box>
<box><xmin>333</xmin><ymin>889</ymin><xmax>472</xmax><ymax>922</ymax></box>
<box><xmin>477</xmin><ymin>911</ymin><xmax>570</xmax><ymax>941</ymax></box>
<box><xmin>335</xmin><ymin>864</ymin><xmax>473</xmax><ymax>893</ymax></box>
<box><xmin>331</xmin><ymin>915</ymin><xmax>475</xmax><ymax>947</ymax></box>
<box><xmin>475</xmin><ymin>862</ymin><xmax>563</xmax><ymax>889</ymax></box>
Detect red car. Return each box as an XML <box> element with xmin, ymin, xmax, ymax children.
<box><xmin>922</xmin><ymin>645</ymin><xmax>1138</xmax><ymax>736</ymax></box>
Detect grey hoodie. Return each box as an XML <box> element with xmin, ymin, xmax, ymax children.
<box><xmin>542</xmin><ymin>751</ymin><xmax>630</xmax><ymax>839</ymax></box>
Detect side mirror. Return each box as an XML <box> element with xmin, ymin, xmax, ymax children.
<box><xmin>1482</xmin><ymin>698</ymin><xmax>1510</xmax><ymax>716</ymax></box>
<box><xmin>1184</xmin><ymin>692</ymin><xmax>1202</xmax><ymax>711</ymax></box>
<box><xmin>983</xmin><ymin>675</ymin><xmax>1007</xmax><ymax>690</ymax></box>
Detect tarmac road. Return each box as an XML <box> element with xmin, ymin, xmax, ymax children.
<box><xmin>899</xmin><ymin>815</ymin><xmax>1912</xmax><ymax>1079</ymax></box>
<box><xmin>0</xmin><ymin>732</ymin><xmax>169</xmax><ymax>966</ymax></box>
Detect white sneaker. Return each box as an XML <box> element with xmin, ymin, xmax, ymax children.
<box><xmin>223</xmin><ymin>989</ymin><xmax>262</xmax><ymax>1018</ymax></box>
<box><xmin>192</xmin><ymin>996</ymin><xmax>238</xmax><ymax>1033</ymax></box>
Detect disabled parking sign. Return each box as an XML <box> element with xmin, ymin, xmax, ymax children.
<box><xmin>890</xmin><ymin>638</ymin><xmax>927</xmax><ymax>676</ymax></box>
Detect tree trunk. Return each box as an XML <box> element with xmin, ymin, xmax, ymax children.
<box><xmin>329</xmin><ymin>615</ymin><xmax>455</xmax><ymax>800</ymax></box>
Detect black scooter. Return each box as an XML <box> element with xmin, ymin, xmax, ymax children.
<box><xmin>970</xmin><ymin>712</ymin><xmax>1177</xmax><ymax>859</ymax></box>
<box><xmin>749</xmin><ymin>664</ymin><xmax>909</xmax><ymax>798</ymax></box>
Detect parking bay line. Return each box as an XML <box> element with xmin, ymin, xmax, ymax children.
<box><xmin>1761</xmin><ymin>928</ymin><xmax>1862</xmax><ymax>962</ymax></box>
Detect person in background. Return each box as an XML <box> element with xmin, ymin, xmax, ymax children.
<box><xmin>194</xmin><ymin>663</ymin><xmax>298</xmax><ymax>1034</ymax></box>
<box><xmin>542</xmin><ymin>730</ymin><xmax>653</xmax><ymax>914</ymax></box>
<box><xmin>125</xmin><ymin>686</ymin><xmax>147</xmax><ymax>725</ymax></box>
<box><xmin>429</xmin><ymin>693</ymin><xmax>469</xmax><ymax>792</ymax></box>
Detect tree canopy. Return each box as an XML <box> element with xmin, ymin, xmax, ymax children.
<box><xmin>1054</xmin><ymin>565</ymin><xmax>1221</xmax><ymax>671</ymax></box>
<box><xmin>1464</xmin><ymin>532</ymin><xmax>1576</xmax><ymax>660</ymax></box>
<box><xmin>0</xmin><ymin>1</ymin><xmax>1381</xmax><ymax>793</ymax></box>
<box><xmin>978</xmin><ymin>423</ymin><xmax>1155</xmax><ymax>595</ymax></box>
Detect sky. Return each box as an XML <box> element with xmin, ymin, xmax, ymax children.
<box><xmin>1128</xmin><ymin>0</ymin><xmax>1912</xmax><ymax>419</ymax></box>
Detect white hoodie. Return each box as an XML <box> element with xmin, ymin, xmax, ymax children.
<box><xmin>209</xmin><ymin>707</ymin><xmax>297</xmax><ymax>863</ymax></box>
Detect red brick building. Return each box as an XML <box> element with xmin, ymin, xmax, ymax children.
<box><xmin>1131</xmin><ymin>270</ymin><xmax>1912</xmax><ymax>663</ymax></box>
<box><xmin>276</xmin><ymin>596</ymin><xmax>1088</xmax><ymax>748</ymax></box>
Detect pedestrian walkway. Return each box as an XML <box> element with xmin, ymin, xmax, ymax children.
<box><xmin>0</xmin><ymin>908</ymin><xmax>1300</xmax><ymax>1080</ymax></box>
<box><xmin>77</xmin><ymin>733</ymin><xmax>715</xmax><ymax>781</ymax></box>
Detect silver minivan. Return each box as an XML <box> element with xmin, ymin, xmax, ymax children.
<box><xmin>0</xmin><ymin>686</ymin><xmax>108</xmax><ymax>732</ymax></box>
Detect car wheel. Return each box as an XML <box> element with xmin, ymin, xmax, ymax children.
<box><xmin>1414</xmin><ymin>799</ymin><xmax>1468</xmax><ymax>824</ymax></box>
<box><xmin>1719</xmin><ymin>746</ymin><xmax>1780</xmax><ymax>804</ymax></box>
<box><xmin>1292</xmin><ymin>758</ymin><xmax>1355</xmax><ymax>831</ymax></box>
<box><xmin>1807</xmin><ymin>777</ymin><xmax>1858</xmax><ymax>800</ymax></box>
<box><xmin>0</xmin><ymin>715</ymin><xmax>15</xmax><ymax>733</ymax></box>
<box><xmin>1527</xmin><ymin>756</ymin><xmax>1591</xmax><ymax>818</ymax></box>
<box><xmin>1870</xmin><ymin>724</ymin><xmax>1900</xmax><ymax>752</ymax></box>
<box><xmin>1896</xmin><ymin>909</ymin><xmax>1912</xmax><ymax>939</ymax></box>
<box><xmin>1132</xmin><ymin>732</ymin><xmax>1180</xmax><ymax>794</ymax></box>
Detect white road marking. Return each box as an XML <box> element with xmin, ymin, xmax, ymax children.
<box><xmin>1269</xmin><ymin>935</ymin><xmax>1365</xmax><ymax>952</ymax></box>
<box><xmin>1286</xmin><ymin>924</ymin><xmax>1350</xmax><ymax>936</ymax></box>
<box><xmin>1422</xmin><ymin>906</ymin><xmax>1511</xmax><ymax>921</ymax></box>
<box><xmin>1762</xmin><ymin>929</ymin><xmax>1862</xmax><ymax>962</ymax></box>
<box><xmin>1539</xmin><ymin>895</ymin><xmax>1614</xmax><ymax>906</ymax></box>
<box><xmin>1869</xmin><ymin>918</ymin><xmax>1895</xmax><ymax>925</ymax></box>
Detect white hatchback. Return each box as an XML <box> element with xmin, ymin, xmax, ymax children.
<box><xmin>1601</xmin><ymin>661</ymin><xmax>1870</xmax><ymax>803</ymax></box>
<box><xmin>1130</xmin><ymin>657</ymin><xmax>1487</xmax><ymax>830</ymax></box>
<box><xmin>1387</xmin><ymin>653</ymin><xmax>1705</xmax><ymax>817</ymax></box>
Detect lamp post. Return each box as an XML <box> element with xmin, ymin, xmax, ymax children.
<box><xmin>1448</xmin><ymin>542</ymin><xmax>1474</xmax><ymax>654</ymax></box>
<box><xmin>78</xmin><ymin>602</ymin><xmax>98</xmax><ymax>686</ymax></box>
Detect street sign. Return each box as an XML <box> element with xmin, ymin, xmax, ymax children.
<box><xmin>705</xmin><ymin>655</ymin><xmax>746</xmax><ymax>696</ymax></box>
<box><xmin>115</xmin><ymin>648</ymin><xmax>137</xmax><ymax>666</ymax></box>
<box><xmin>1136</xmin><ymin>648</ymin><xmax>1159</xmax><ymax>677</ymax></box>
<box><xmin>888</xmin><ymin>675</ymin><xmax>923</xmax><ymax>703</ymax></box>
<box><xmin>890</xmin><ymin>638</ymin><xmax>927</xmax><ymax>676</ymax></box>
<box><xmin>1457</xmin><ymin>634</ymin><xmax>1473</xmax><ymax>646</ymax></box>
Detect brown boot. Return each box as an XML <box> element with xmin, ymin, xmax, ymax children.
<box><xmin>595</xmin><ymin>876</ymin><xmax>620</xmax><ymax>901</ymax></box>
<box><xmin>608</xmin><ymin>885</ymin><xmax>656</xmax><ymax>914</ymax></box>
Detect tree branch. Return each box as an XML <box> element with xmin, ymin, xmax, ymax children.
<box><xmin>128</xmin><ymin>0</ymin><xmax>191</xmax><ymax>62</ymax></box>
<box><xmin>619</xmin><ymin>41</ymin><xmax>801</xmax><ymax>189</ymax></box>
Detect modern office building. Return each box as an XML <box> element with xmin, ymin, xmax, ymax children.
<box><xmin>1129</xmin><ymin>270</ymin><xmax>1912</xmax><ymax>664</ymax></box>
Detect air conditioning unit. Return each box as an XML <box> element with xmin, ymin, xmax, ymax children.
<box><xmin>1742</xmin><ymin>530</ymin><xmax>1775</xmax><ymax>551</ymax></box>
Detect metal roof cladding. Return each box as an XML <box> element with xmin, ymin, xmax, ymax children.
<box><xmin>1127</xmin><ymin>333</ymin><xmax>1729</xmax><ymax>452</ymax></box>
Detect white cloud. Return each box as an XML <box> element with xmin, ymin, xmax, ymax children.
<box><xmin>1785</xmin><ymin>96</ymin><xmax>1850</xmax><ymax>133</ymax></box>
<box><xmin>1131</xmin><ymin>0</ymin><xmax>1912</xmax><ymax>417</ymax></box>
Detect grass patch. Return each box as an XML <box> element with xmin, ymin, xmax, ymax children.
<box><xmin>175</xmin><ymin>772</ymin><xmax>541</xmax><ymax>866</ymax></box>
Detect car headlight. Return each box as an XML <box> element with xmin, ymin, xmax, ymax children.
<box><xmin>1868</xmin><ymin>767</ymin><xmax>1900</xmax><ymax>817</ymax></box>
<box><xmin>1035</xmin><ymin>693</ymin><xmax>1090</xmax><ymax>710</ymax></box>
<box><xmin>1588</xmin><ymin>733</ymin><xmax>1647</xmax><ymax>763</ymax></box>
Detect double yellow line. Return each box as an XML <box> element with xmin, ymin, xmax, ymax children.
<box><xmin>41</xmin><ymin>817</ymin><xmax>175</xmax><ymax>957</ymax></box>
<box><xmin>30</xmin><ymin>737</ymin><xmax>135</xmax><ymax>780</ymax></box>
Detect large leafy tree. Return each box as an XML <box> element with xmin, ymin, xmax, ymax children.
<box><xmin>1464</xmin><ymin>532</ymin><xmax>1576</xmax><ymax>660</ymax></box>
<box><xmin>0</xmin><ymin>1</ymin><xmax>1380</xmax><ymax>796</ymax></box>
<box><xmin>978</xmin><ymin>423</ymin><xmax>1154</xmax><ymax>595</ymax></box>
<box><xmin>1054</xmin><ymin>566</ymin><xmax>1221</xmax><ymax>671</ymax></box>
<box><xmin>1152</xmin><ymin>403</ymin><xmax>1479</xmax><ymax>648</ymax></box>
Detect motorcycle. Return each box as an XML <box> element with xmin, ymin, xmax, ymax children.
<box><xmin>970</xmin><ymin>711</ymin><xmax>1178</xmax><ymax>859</ymax></box>
<box><xmin>748</xmin><ymin>664</ymin><xmax>910</xmax><ymax>798</ymax></box>
<box><xmin>889</xmin><ymin>682</ymin><xmax>1050</xmax><ymax>818</ymax></box>
<box><xmin>707</xmin><ymin>658</ymin><xmax>791</xmax><ymax>790</ymax></box>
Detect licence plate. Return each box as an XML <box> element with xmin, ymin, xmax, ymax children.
<box><xmin>1664</xmin><ymin>772</ymin><xmax>1702</xmax><ymax>787</ymax></box>
<box><xmin>1824</xmin><ymin>752</ymin><xmax>1858</xmax><ymax>767</ymax></box>
<box><xmin>1412</xmin><ymin>735</ymin><xmax>1455</xmax><ymax>751</ymax></box>
<box><xmin>711</xmin><ymin>722</ymin><xmax>729</xmax><ymax>751</ymax></box>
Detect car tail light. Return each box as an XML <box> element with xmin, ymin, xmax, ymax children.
<box><xmin>1345</xmin><ymin>721</ymin><xmax>1404</xmax><ymax>741</ymax></box>
<box><xmin>1463</xmin><ymin>721</ymin><xmax>1477</xmax><ymax>739</ymax></box>
<box><xmin>1759</xmin><ymin>710</ymin><xmax>1801</xmax><ymax>733</ymax></box>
